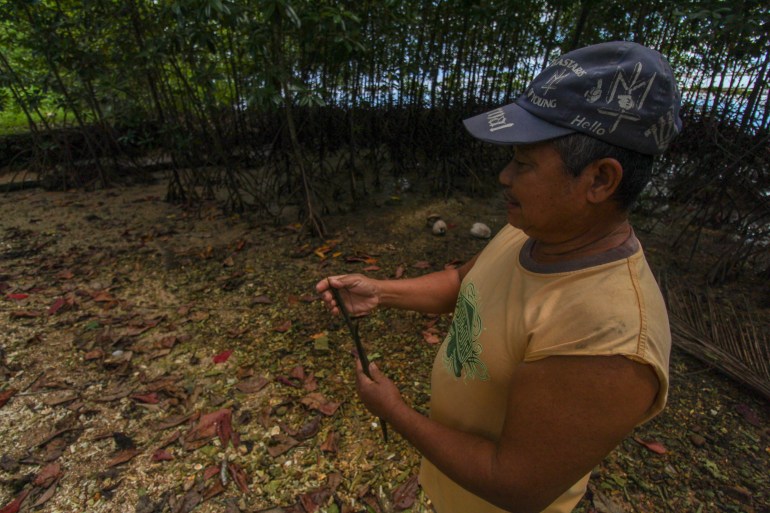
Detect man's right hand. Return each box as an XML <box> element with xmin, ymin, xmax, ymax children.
<box><xmin>316</xmin><ymin>274</ymin><xmax>380</xmax><ymax>317</ymax></box>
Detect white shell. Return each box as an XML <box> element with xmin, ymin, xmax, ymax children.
<box><xmin>432</xmin><ymin>219</ymin><xmax>447</xmax><ymax>235</ymax></box>
<box><xmin>470</xmin><ymin>222</ymin><xmax>491</xmax><ymax>239</ymax></box>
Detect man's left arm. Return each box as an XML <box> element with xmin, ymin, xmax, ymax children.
<box><xmin>355</xmin><ymin>354</ymin><xmax>659</xmax><ymax>513</ymax></box>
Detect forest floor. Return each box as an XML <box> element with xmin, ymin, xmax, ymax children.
<box><xmin>0</xmin><ymin>176</ymin><xmax>768</xmax><ymax>513</ymax></box>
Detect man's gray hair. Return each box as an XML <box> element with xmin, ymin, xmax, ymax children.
<box><xmin>551</xmin><ymin>133</ymin><xmax>655</xmax><ymax>211</ymax></box>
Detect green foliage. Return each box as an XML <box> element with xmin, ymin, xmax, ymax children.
<box><xmin>1</xmin><ymin>0</ymin><xmax>767</xmax><ymax>129</ymax></box>
<box><xmin>0</xmin><ymin>0</ymin><xmax>768</xmax><ymax>252</ymax></box>
<box><xmin>0</xmin><ymin>106</ymin><xmax>29</xmax><ymax>135</ymax></box>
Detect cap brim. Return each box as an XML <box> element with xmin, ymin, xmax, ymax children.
<box><xmin>463</xmin><ymin>102</ymin><xmax>574</xmax><ymax>145</ymax></box>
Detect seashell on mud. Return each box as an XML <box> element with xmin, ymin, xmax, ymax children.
<box><xmin>432</xmin><ymin>219</ymin><xmax>447</xmax><ymax>235</ymax></box>
<box><xmin>470</xmin><ymin>222</ymin><xmax>491</xmax><ymax>239</ymax></box>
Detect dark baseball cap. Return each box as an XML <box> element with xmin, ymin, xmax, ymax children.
<box><xmin>463</xmin><ymin>41</ymin><xmax>682</xmax><ymax>155</ymax></box>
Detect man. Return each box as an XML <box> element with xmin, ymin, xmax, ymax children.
<box><xmin>316</xmin><ymin>41</ymin><xmax>681</xmax><ymax>513</ymax></box>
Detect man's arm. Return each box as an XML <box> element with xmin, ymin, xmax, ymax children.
<box><xmin>377</xmin><ymin>254</ymin><xmax>478</xmax><ymax>313</ymax></box>
<box><xmin>356</xmin><ymin>354</ymin><xmax>659</xmax><ymax>513</ymax></box>
<box><xmin>317</xmin><ymin>254</ymin><xmax>479</xmax><ymax>316</ymax></box>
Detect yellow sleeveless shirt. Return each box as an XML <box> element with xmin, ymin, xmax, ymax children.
<box><xmin>419</xmin><ymin>224</ymin><xmax>671</xmax><ymax>513</ymax></box>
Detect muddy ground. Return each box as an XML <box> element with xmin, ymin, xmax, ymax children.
<box><xmin>0</xmin><ymin>177</ymin><xmax>768</xmax><ymax>513</ymax></box>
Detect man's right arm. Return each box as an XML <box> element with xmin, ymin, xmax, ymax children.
<box><xmin>317</xmin><ymin>254</ymin><xmax>478</xmax><ymax>316</ymax></box>
<box><xmin>378</xmin><ymin>255</ymin><xmax>476</xmax><ymax>313</ymax></box>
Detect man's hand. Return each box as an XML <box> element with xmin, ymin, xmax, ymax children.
<box><xmin>354</xmin><ymin>358</ymin><xmax>405</xmax><ymax>422</ymax></box>
<box><xmin>316</xmin><ymin>274</ymin><xmax>380</xmax><ymax>317</ymax></box>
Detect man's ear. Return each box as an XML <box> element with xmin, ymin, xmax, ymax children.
<box><xmin>584</xmin><ymin>158</ymin><xmax>623</xmax><ymax>204</ymax></box>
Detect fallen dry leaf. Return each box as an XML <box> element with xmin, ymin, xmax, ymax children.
<box><xmin>33</xmin><ymin>462</ymin><xmax>62</xmax><ymax>487</ymax></box>
<box><xmin>361</xmin><ymin>494</ymin><xmax>384</xmax><ymax>513</ymax></box>
<box><xmin>345</xmin><ymin>255</ymin><xmax>377</xmax><ymax>264</ymax></box>
<box><xmin>91</xmin><ymin>290</ymin><xmax>115</xmax><ymax>302</ymax></box>
<box><xmin>0</xmin><ymin>388</ymin><xmax>17</xmax><ymax>409</ymax></box>
<box><xmin>106</xmin><ymin>448</ymin><xmax>141</xmax><ymax>468</ymax></box>
<box><xmin>174</xmin><ymin>486</ymin><xmax>202</xmax><ymax>513</ymax></box>
<box><xmin>131</xmin><ymin>392</ymin><xmax>160</xmax><ymax>404</ymax></box>
<box><xmin>40</xmin><ymin>438</ymin><xmax>68</xmax><ymax>462</ymax></box>
<box><xmin>95</xmin><ymin>384</ymin><xmax>136</xmax><ymax>402</ymax></box>
<box><xmin>151</xmin><ymin>449</ymin><xmax>174</xmax><ymax>462</ymax></box>
<box><xmin>235</xmin><ymin>376</ymin><xmax>269</xmax><ymax>394</ymax></box>
<box><xmin>301</xmin><ymin>393</ymin><xmax>341</xmax><ymax>416</ymax></box>
<box><xmin>290</xmin><ymin>365</ymin><xmax>306</xmax><ymax>380</ymax></box>
<box><xmin>392</xmin><ymin>475</ymin><xmax>419</xmax><ymax>510</ymax></box>
<box><xmin>295</xmin><ymin>416</ymin><xmax>322</xmax><ymax>440</ymax></box>
<box><xmin>212</xmin><ymin>350</ymin><xmax>233</xmax><ymax>364</ymax></box>
<box><xmin>422</xmin><ymin>330</ymin><xmax>441</xmax><ymax>345</ymax></box>
<box><xmin>0</xmin><ymin>489</ymin><xmax>30</xmax><ymax>513</ymax></box>
<box><xmin>443</xmin><ymin>258</ymin><xmax>463</xmax><ymax>269</ymax></box>
<box><xmin>203</xmin><ymin>480</ymin><xmax>226</xmax><ymax>501</ymax></box>
<box><xmin>84</xmin><ymin>348</ymin><xmax>104</xmax><ymax>361</ymax></box>
<box><xmin>275</xmin><ymin>376</ymin><xmax>300</xmax><ymax>388</ymax></box>
<box><xmin>320</xmin><ymin>431</ymin><xmax>339</xmax><ymax>453</ymax></box>
<box><xmin>188</xmin><ymin>310</ymin><xmax>209</xmax><ymax>322</ymax></box>
<box><xmin>47</xmin><ymin>297</ymin><xmax>66</xmax><ymax>316</ymax></box>
<box><xmin>151</xmin><ymin>430</ymin><xmax>182</xmax><ymax>453</ymax></box>
<box><xmin>267</xmin><ymin>434</ymin><xmax>300</xmax><ymax>458</ymax></box>
<box><xmin>228</xmin><ymin>462</ymin><xmax>250</xmax><ymax>493</ymax></box>
<box><xmin>185</xmin><ymin>409</ymin><xmax>237</xmax><ymax>449</ymax></box>
<box><xmin>30</xmin><ymin>477</ymin><xmax>60</xmax><ymax>508</ymax></box>
<box><xmin>273</xmin><ymin>320</ymin><xmax>292</xmax><ymax>333</ymax></box>
<box><xmin>634</xmin><ymin>437</ymin><xmax>667</xmax><ymax>454</ymax></box>
<box><xmin>152</xmin><ymin>413</ymin><xmax>196</xmax><ymax>431</ymax></box>
<box><xmin>41</xmin><ymin>390</ymin><xmax>79</xmax><ymax>406</ymax></box>
<box><xmin>144</xmin><ymin>375</ymin><xmax>183</xmax><ymax>393</ymax></box>
<box><xmin>10</xmin><ymin>310</ymin><xmax>42</xmax><ymax>319</ymax></box>
<box><xmin>299</xmin><ymin>486</ymin><xmax>332</xmax><ymax>513</ymax></box>
<box><xmin>202</xmin><ymin>465</ymin><xmax>220</xmax><ymax>481</ymax></box>
<box><xmin>734</xmin><ymin>403</ymin><xmax>762</xmax><ymax>427</ymax></box>
<box><xmin>303</xmin><ymin>374</ymin><xmax>318</xmax><ymax>392</ymax></box>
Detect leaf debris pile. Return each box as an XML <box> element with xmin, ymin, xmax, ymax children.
<box><xmin>0</xmin><ymin>184</ymin><xmax>768</xmax><ymax>513</ymax></box>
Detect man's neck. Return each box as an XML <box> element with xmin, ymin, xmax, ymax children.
<box><xmin>530</xmin><ymin>220</ymin><xmax>633</xmax><ymax>264</ymax></box>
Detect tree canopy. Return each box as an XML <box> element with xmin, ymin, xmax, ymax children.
<box><xmin>1</xmin><ymin>0</ymin><xmax>768</xmax><ymax>280</ymax></box>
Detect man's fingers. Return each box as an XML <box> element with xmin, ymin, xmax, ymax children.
<box><xmin>354</xmin><ymin>355</ymin><xmax>365</xmax><ymax>373</ymax></box>
<box><xmin>325</xmin><ymin>275</ymin><xmax>346</xmax><ymax>290</ymax></box>
<box><xmin>354</xmin><ymin>356</ymin><xmax>376</xmax><ymax>383</ymax></box>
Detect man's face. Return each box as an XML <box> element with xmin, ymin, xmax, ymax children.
<box><xmin>498</xmin><ymin>142</ymin><xmax>590</xmax><ymax>242</ymax></box>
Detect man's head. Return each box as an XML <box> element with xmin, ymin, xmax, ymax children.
<box><xmin>464</xmin><ymin>41</ymin><xmax>681</xmax><ymax>211</ymax></box>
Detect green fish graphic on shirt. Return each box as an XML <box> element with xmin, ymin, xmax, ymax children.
<box><xmin>443</xmin><ymin>282</ymin><xmax>488</xmax><ymax>380</ymax></box>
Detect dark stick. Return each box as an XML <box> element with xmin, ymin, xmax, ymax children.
<box><xmin>327</xmin><ymin>279</ymin><xmax>388</xmax><ymax>442</ymax></box>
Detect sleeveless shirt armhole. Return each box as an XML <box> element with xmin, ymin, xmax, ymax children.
<box><xmin>623</xmin><ymin>353</ymin><xmax>669</xmax><ymax>424</ymax></box>
<box><xmin>627</xmin><ymin>257</ymin><xmax>649</xmax><ymax>357</ymax></box>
